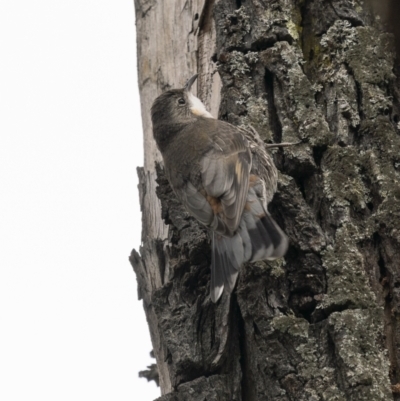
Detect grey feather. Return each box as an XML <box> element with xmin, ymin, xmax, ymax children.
<box><xmin>211</xmin><ymin>231</ymin><xmax>243</xmax><ymax>299</ymax></box>
<box><xmin>178</xmin><ymin>182</ymin><xmax>214</xmax><ymax>227</ymax></box>
<box><xmin>211</xmin><ymin>232</ymin><xmax>225</xmax><ymax>303</ymax></box>
<box><xmin>201</xmin><ymin>145</ymin><xmax>251</xmax><ymax>235</ymax></box>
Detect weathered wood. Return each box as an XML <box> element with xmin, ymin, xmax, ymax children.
<box><xmin>132</xmin><ymin>0</ymin><xmax>400</xmax><ymax>399</ymax></box>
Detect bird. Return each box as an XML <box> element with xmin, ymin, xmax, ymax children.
<box><xmin>151</xmin><ymin>74</ymin><xmax>288</xmax><ymax>302</ymax></box>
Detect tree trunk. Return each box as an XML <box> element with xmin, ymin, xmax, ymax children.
<box><xmin>131</xmin><ymin>1</ymin><xmax>400</xmax><ymax>400</ymax></box>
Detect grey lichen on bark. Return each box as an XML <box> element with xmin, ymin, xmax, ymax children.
<box><xmin>131</xmin><ymin>0</ymin><xmax>400</xmax><ymax>400</ymax></box>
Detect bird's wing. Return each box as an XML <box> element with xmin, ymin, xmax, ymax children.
<box><xmin>177</xmin><ymin>180</ymin><xmax>214</xmax><ymax>227</ymax></box>
<box><xmin>200</xmin><ymin>122</ymin><xmax>252</xmax><ymax>236</ymax></box>
<box><xmin>172</xmin><ymin>120</ymin><xmax>251</xmax><ymax>236</ymax></box>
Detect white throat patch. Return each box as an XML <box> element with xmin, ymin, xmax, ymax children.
<box><xmin>188</xmin><ymin>93</ymin><xmax>214</xmax><ymax>118</ymax></box>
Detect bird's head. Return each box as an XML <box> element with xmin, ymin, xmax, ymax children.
<box><xmin>151</xmin><ymin>74</ymin><xmax>213</xmax><ymax>131</ymax></box>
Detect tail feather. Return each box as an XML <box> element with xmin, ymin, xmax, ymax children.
<box><xmin>245</xmin><ymin>212</ymin><xmax>288</xmax><ymax>261</ymax></box>
<box><xmin>259</xmin><ymin>213</ymin><xmax>288</xmax><ymax>259</ymax></box>
<box><xmin>238</xmin><ymin>212</ymin><xmax>253</xmax><ymax>261</ymax></box>
<box><xmin>250</xmin><ymin>216</ymin><xmax>274</xmax><ymax>261</ymax></box>
<box><xmin>210</xmin><ymin>232</ymin><xmax>225</xmax><ymax>303</ymax></box>
<box><xmin>211</xmin><ymin>232</ymin><xmax>243</xmax><ymax>302</ymax></box>
<box><xmin>210</xmin><ymin>201</ymin><xmax>288</xmax><ymax>303</ymax></box>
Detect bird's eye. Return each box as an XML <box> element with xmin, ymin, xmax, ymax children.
<box><xmin>178</xmin><ymin>98</ymin><xmax>186</xmax><ymax>106</ymax></box>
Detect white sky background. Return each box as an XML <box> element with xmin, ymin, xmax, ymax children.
<box><xmin>0</xmin><ymin>1</ymin><xmax>160</xmax><ymax>400</ymax></box>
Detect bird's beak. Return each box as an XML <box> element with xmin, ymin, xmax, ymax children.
<box><xmin>185</xmin><ymin>74</ymin><xmax>198</xmax><ymax>91</ymax></box>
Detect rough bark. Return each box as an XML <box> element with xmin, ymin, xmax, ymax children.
<box><xmin>131</xmin><ymin>1</ymin><xmax>400</xmax><ymax>400</ymax></box>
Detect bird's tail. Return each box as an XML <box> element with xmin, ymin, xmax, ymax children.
<box><xmin>210</xmin><ymin>193</ymin><xmax>288</xmax><ymax>303</ymax></box>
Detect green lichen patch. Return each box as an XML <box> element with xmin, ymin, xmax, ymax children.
<box><xmin>270</xmin><ymin>262</ymin><xmax>286</xmax><ymax>278</ymax></box>
<box><xmin>239</xmin><ymin>96</ymin><xmax>271</xmax><ymax>136</ymax></box>
<box><xmin>359</xmin><ymin>119</ymin><xmax>400</xmax><ymax>165</ymax></box>
<box><xmin>260</xmin><ymin>41</ymin><xmax>333</xmax><ymax>147</ymax></box>
<box><xmin>294</xmin><ymin>328</ymin><xmax>345</xmax><ymax>400</ymax></box>
<box><xmin>319</xmin><ymin>21</ymin><xmax>395</xmax><ymax>122</ymax></box>
<box><xmin>220</xmin><ymin>6</ymin><xmax>251</xmax><ymax>49</ymax></box>
<box><xmin>271</xmin><ymin>315</ymin><xmax>309</xmax><ymax>338</ymax></box>
<box><xmin>250</xmin><ymin>1</ymin><xmax>298</xmax><ymax>46</ymax></box>
<box><xmin>276</xmin><ymin>174</ymin><xmax>326</xmax><ymax>252</ymax></box>
<box><xmin>320</xmin><ymin>20</ymin><xmax>358</xmax><ymax>64</ymax></box>
<box><xmin>290</xmin><ymin>309</ymin><xmax>391</xmax><ymax>400</ymax></box>
<box><xmin>328</xmin><ymin>308</ymin><xmax>392</xmax><ymax>399</ymax></box>
<box><xmin>346</xmin><ymin>27</ymin><xmax>395</xmax><ymax>87</ymax></box>
<box><xmin>314</xmin><ymin>222</ymin><xmax>377</xmax><ymax>320</ymax></box>
<box><xmin>374</xmin><ymin>196</ymin><xmax>400</xmax><ymax>243</ymax></box>
<box><xmin>318</xmin><ymin>223</ymin><xmax>376</xmax><ymax>315</ymax></box>
<box><xmin>226</xmin><ymin>50</ymin><xmax>252</xmax><ymax>77</ymax></box>
<box><xmin>322</xmin><ymin>146</ymin><xmax>370</xmax><ymax>213</ymax></box>
<box><xmin>286</xmin><ymin>20</ymin><xmax>301</xmax><ymax>42</ymax></box>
